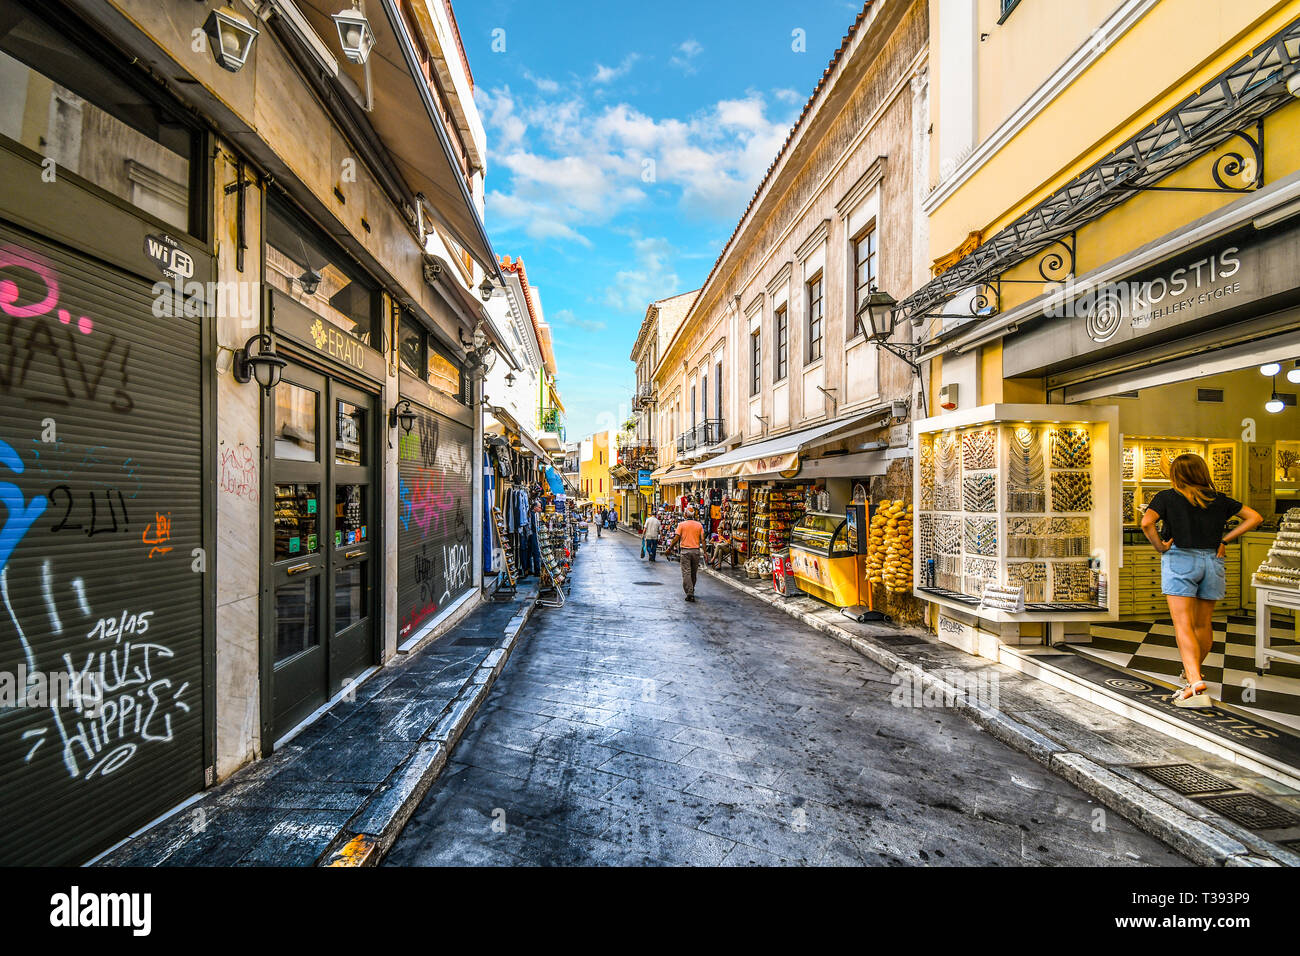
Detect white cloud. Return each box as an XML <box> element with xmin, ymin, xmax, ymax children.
<box><xmin>605</xmin><ymin>237</ymin><xmax>680</xmax><ymax>313</ymax></box>
<box><xmin>479</xmin><ymin>79</ymin><xmax>798</xmax><ymax>245</ymax></box>
<box><xmin>670</xmin><ymin>38</ymin><xmax>703</xmax><ymax>74</ymax></box>
<box><xmin>593</xmin><ymin>54</ymin><xmax>639</xmax><ymax>84</ymax></box>
<box><xmin>552</xmin><ymin>308</ymin><xmax>607</xmax><ymax>333</ymax></box>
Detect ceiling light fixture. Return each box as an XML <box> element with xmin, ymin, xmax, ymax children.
<box><xmin>1265</xmin><ymin>376</ymin><xmax>1285</xmax><ymax>414</ymax></box>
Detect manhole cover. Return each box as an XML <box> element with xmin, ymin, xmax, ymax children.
<box><xmin>1195</xmin><ymin>793</ymin><xmax>1300</xmax><ymax>831</ymax></box>
<box><xmin>632</xmin><ymin>581</ymin><xmax>664</xmax><ymax>586</ymax></box>
<box><xmin>1139</xmin><ymin>764</ymin><xmax>1236</xmax><ymax>795</ymax></box>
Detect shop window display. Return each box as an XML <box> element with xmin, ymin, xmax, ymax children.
<box><xmin>913</xmin><ymin>404</ymin><xmax>1119</xmax><ymax>621</ymax></box>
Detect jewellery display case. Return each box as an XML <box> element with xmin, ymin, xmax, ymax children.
<box><xmin>912</xmin><ymin>404</ymin><xmax>1120</xmax><ymax>623</ymax></box>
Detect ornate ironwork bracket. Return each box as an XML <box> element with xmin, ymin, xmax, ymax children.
<box><xmin>994</xmin><ymin>233</ymin><xmax>1076</xmax><ymax>288</ymax></box>
<box><xmin>1127</xmin><ymin>122</ymin><xmax>1264</xmax><ymax>194</ymax></box>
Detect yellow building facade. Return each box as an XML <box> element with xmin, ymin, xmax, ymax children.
<box><xmin>910</xmin><ymin>0</ymin><xmax>1300</xmax><ymax>750</ymax></box>
<box><xmin>578</xmin><ymin>430</ymin><xmax>615</xmax><ymax>511</ymax></box>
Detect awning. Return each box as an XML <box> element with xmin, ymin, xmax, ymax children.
<box><xmin>486</xmin><ymin>406</ymin><xmax>548</xmax><ymax>460</ymax></box>
<box><xmin>692</xmin><ymin>409</ymin><xmax>889</xmax><ymax>480</ymax></box>
<box><xmin>655</xmin><ymin>468</ymin><xmax>696</xmax><ymax>485</ymax></box>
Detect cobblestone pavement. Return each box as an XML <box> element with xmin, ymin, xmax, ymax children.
<box><xmin>386</xmin><ymin>533</ymin><xmax>1188</xmax><ymax>866</ymax></box>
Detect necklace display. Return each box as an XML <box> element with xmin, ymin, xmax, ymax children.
<box><xmin>1007</xmin><ymin>426</ymin><xmax>1045</xmax><ymax>512</ymax></box>
<box><xmin>964</xmin><ymin>517</ymin><xmax>997</xmax><ymax>556</ymax></box>
<box><xmin>1122</xmin><ymin>446</ymin><xmax>1135</xmax><ymax>481</ymax></box>
<box><xmin>1050</xmin><ymin>428</ymin><xmax>1091</xmax><ymax>469</ymax></box>
<box><xmin>963</xmin><ymin>473</ymin><xmax>997</xmax><ymax>512</ymax></box>
<box><xmin>1051</xmin><ymin>471</ymin><xmax>1093</xmax><ymax>512</ymax></box>
<box><xmin>1211</xmin><ymin>446</ymin><xmax>1234</xmax><ymax>492</ymax></box>
<box><xmin>919</xmin><ymin>437</ymin><xmax>936</xmax><ymax>510</ymax></box>
<box><xmin>962</xmin><ymin>428</ymin><xmax>996</xmax><ymax>471</ymax></box>
<box><xmin>1052</xmin><ymin>561</ymin><xmax>1093</xmax><ymax>602</ymax></box>
<box><xmin>1006</xmin><ymin>561</ymin><xmax>1048</xmax><ymax>603</ymax></box>
<box><xmin>934</xmin><ymin>433</ymin><xmax>960</xmax><ymax>511</ymax></box>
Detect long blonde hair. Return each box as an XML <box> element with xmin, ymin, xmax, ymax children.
<box><xmin>1169</xmin><ymin>453</ymin><xmax>1216</xmax><ymax>508</ymax></box>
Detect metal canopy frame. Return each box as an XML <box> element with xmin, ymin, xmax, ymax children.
<box><xmin>901</xmin><ymin>15</ymin><xmax>1300</xmax><ymax>329</ymax></box>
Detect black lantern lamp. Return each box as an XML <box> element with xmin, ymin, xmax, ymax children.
<box><xmin>389</xmin><ymin>399</ymin><xmax>416</xmax><ymax>433</ymax></box>
<box><xmin>233</xmin><ymin>334</ymin><xmax>286</xmax><ymax>390</ymax></box>
<box><xmin>203</xmin><ymin>6</ymin><xmax>259</xmax><ymax>73</ymax></box>
<box><xmin>855</xmin><ymin>286</ymin><xmax>923</xmax><ymax>375</ymax></box>
<box><xmin>332</xmin><ymin>3</ymin><xmax>375</xmax><ymax>65</ymax></box>
<box><xmin>479</xmin><ymin>277</ymin><xmax>495</xmax><ymax>301</ymax></box>
<box><xmin>297</xmin><ymin>267</ymin><xmax>322</xmax><ymax>296</ymax></box>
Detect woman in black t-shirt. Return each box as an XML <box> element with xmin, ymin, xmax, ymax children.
<box><xmin>1141</xmin><ymin>453</ymin><xmax>1262</xmax><ymax>709</ymax></box>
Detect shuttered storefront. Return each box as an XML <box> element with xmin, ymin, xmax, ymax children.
<box><xmin>396</xmin><ymin>378</ymin><xmax>475</xmax><ymax>642</ymax></box>
<box><xmin>0</xmin><ymin>222</ymin><xmax>207</xmax><ymax>864</ymax></box>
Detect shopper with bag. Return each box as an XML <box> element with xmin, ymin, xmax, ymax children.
<box><xmin>642</xmin><ymin>512</ymin><xmax>661</xmax><ymax>562</ymax></box>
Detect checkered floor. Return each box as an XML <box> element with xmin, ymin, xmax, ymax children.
<box><xmin>1080</xmin><ymin>613</ymin><xmax>1300</xmax><ymax>733</ymax></box>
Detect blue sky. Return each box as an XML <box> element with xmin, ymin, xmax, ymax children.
<box><xmin>458</xmin><ymin>0</ymin><xmax>868</xmax><ymax>440</ymax></box>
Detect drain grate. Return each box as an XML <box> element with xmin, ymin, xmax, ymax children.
<box><xmin>632</xmin><ymin>581</ymin><xmax>664</xmax><ymax>586</ymax></box>
<box><xmin>1139</xmin><ymin>763</ymin><xmax>1236</xmax><ymax>796</ymax></box>
<box><xmin>1195</xmin><ymin>793</ymin><xmax>1300</xmax><ymax>831</ymax></box>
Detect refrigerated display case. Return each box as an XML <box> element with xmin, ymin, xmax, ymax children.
<box><xmin>789</xmin><ymin>511</ymin><xmax>864</xmax><ymax>607</ymax></box>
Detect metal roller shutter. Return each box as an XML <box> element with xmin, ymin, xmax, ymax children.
<box><xmin>396</xmin><ymin>402</ymin><xmax>474</xmax><ymax>640</ymax></box>
<box><xmin>0</xmin><ymin>222</ymin><xmax>205</xmax><ymax>864</ymax></box>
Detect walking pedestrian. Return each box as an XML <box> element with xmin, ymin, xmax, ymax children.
<box><xmin>596</xmin><ymin>506</ymin><xmax>603</xmax><ymax>538</ymax></box>
<box><xmin>1141</xmin><ymin>453</ymin><xmax>1261</xmax><ymax>708</ymax></box>
<box><xmin>667</xmin><ymin>506</ymin><xmax>706</xmax><ymax>602</ymax></box>
<box><xmin>642</xmin><ymin>512</ymin><xmax>662</xmax><ymax>562</ymax></box>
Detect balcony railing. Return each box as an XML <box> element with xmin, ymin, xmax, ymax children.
<box><xmin>539</xmin><ymin>408</ymin><xmax>565</xmax><ymax>443</ymax></box>
<box><xmin>677</xmin><ymin>419</ymin><xmax>724</xmax><ymax>456</ymax></box>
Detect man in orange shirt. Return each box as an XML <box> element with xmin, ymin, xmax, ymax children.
<box><xmin>668</xmin><ymin>506</ymin><xmax>706</xmax><ymax>602</ymax></box>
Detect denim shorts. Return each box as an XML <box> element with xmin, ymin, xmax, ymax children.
<box><xmin>1160</xmin><ymin>547</ymin><xmax>1226</xmax><ymax>600</ymax></box>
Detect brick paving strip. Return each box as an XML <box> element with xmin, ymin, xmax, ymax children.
<box><xmin>667</xmin><ymin>530</ymin><xmax>1300</xmax><ymax>868</ymax></box>
<box><xmin>97</xmin><ymin>586</ymin><xmax>539</xmax><ymax>867</ymax></box>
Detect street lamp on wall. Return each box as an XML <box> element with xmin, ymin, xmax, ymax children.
<box><xmin>232</xmin><ymin>334</ymin><xmax>286</xmax><ymax>391</ymax></box>
<box><xmin>203</xmin><ymin>6</ymin><xmax>259</xmax><ymax>73</ymax></box>
<box><xmin>857</xmin><ymin>287</ymin><xmax>923</xmax><ymax>375</ymax></box>
<box><xmin>389</xmin><ymin>399</ymin><xmax>416</xmax><ymax>433</ymax></box>
<box><xmin>479</xmin><ymin>277</ymin><xmax>495</xmax><ymax>301</ymax></box>
<box><xmin>332</xmin><ymin>3</ymin><xmax>375</xmax><ymax>65</ymax></box>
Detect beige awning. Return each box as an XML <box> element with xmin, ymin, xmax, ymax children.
<box><xmin>692</xmin><ymin>409</ymin><xmax>889</xmax><ymax>480</ymax></box>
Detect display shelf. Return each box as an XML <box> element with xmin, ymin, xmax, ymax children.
<box><xmin>913</xmin><ymin>403</ymin><xmax>1120</xmax><ymax>624</ymax></box>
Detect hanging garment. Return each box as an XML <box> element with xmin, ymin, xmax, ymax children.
<box><xmin>483</xmin><ymin>452</ymin><xmax>496</xmax><ymax>575</ymax></box>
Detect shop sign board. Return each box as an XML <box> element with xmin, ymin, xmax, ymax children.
<box><xmin>1005</xmin><ymin>223</ymin><xmax>1300</xmax><ymax>378</ymax></box>
<box><xmin>270</xmin><ymin>289</ymin><xmax>386</xmax><ymax>381</ymax></box>
<box><xmin>638</xmin><ymin>469</ymin><xmax>652</xmax><ymax>488</ymax></box>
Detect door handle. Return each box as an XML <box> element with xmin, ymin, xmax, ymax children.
<box><xmin>286</xmin><ymin>562</ymin><xmax>313</xmax><ymax>575</ymax></box>
<box><xmin>344</xmin><ymin>549</ymin><xmax>365</xmax><ymax>559</ymax></box>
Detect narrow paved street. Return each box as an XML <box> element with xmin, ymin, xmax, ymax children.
<box><xmin>387</xmin><ymin>532</ymin><xmax>1186</xmax><ymax>866</ymax></box>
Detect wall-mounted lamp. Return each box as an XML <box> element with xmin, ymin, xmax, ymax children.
<box><xmin>233</xmin><ymin>334</ymin><xmax>286</xmax><ymax>390</ymax></box>
<box><xmin>204</xmin><ymin>6</ymin><xmax>259</xmax><ymax>73</ymax></box>
<box><xmin>479</xmin><ymin>277</ymin><xmax>495</xmax><ymax>301</ymax></box>
<box><xmin>505</xmin><ymin>372</ymin><xmax>517</xmax><ymax>386</ymax></box>
<box><xmin>332</xmin><ymin>2</ymin><xmax>375</xmax><ymax>65</ymax></box>
<box><xmin>1288</xmin><ymin>360</ymin><xmax>1300</xmax><ymax>385</ymax></box>
<box><xmin>1265</xmin><ymin>380</ymin><xmax>1284</xmax><ymax>414</ymax></box>
<box><xmin>297</xmin><ymin>267</ymin><xmax>322</xmax><ymax>296</ymax></box>
<box><xmin>389</xmin><ymin>399</ymin><xmax>416</xmax><ymax>433</ymax></box>
<box><xmin>1261</xmin><ymin>361</ymin><xmax>1282</xmax><ymax>376</ymax></box>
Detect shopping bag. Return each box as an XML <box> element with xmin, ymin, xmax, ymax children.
<box><xmin>640</xmin><ymin>538</ymin><xmax>646</xmax><ymax>559</ymax></box>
